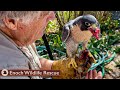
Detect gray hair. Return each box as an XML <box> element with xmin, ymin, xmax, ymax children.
<box><xmin>0</xmin><ymin>11</ymin><xmax>49</xmax><ymax>26</ymax></box>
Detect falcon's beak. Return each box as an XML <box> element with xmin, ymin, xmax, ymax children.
<box><xmin>88</xmin><ymin>24</ymin><xmax>101</xmax><ymax>40</ymax></box>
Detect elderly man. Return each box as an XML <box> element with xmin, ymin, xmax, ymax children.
<box><xmin>0</xmin><ymin>11</ymin><xmax>102</xmax><ymax>79</ymax></box>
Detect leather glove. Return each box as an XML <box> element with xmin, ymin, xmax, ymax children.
<box><xmin>51</xmin><ymin>49</ymin><xmax>96</xmax><ymax>79</ymax></box>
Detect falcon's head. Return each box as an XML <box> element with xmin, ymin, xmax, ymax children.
<box><xmin>62</xmin><ymin>14</ymin><xmax>101</xmax><ymax>42</ymax></box>
<box><xmin>75</xmin><ymin>14</ymin><xmax>100</xmax><ymax>40</ymax></box>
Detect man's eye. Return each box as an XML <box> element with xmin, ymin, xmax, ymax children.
<box><xmin>85</xmin><ymin>22</ymin><xmax>91</xmax><ymax>26</ymax></box>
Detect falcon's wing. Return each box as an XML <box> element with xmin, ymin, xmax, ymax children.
<box><xmin>62</xmin><ymin>25</ymin><xmax>71</xmax><ymax>43</ymax></box>
<box><xmin>62</xmin><ymin>20</ymin><xmax>75</xmax><ymax>43</ymax></box>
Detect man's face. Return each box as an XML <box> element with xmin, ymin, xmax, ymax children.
<box><xmin>13</xmin><ymin>11</ymin><xmax>55</xmax><ymax>46</ymax></box>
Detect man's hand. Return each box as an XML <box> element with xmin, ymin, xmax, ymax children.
<box><xmin>39</xmin><ymin>57</ymin><xmax>102</xmax><ymax>79</ymax></box>
<box><xmin>51</xmin><ymin>49</ymin><xmax>98</xmax><ymax>79</ymax></box>
<box><xmin>85</xmin><ymin>70</ymin><xmax>102</xmax><ymax>79</ymax></box>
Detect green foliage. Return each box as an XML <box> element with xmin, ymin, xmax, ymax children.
<box><xmin>47</xmin><ymin>33</ymin><xmax>66</xmax><ymax>56</ymax></box>
<box><xmin>35</xmin><ymin>11</ymin><xmax>120</xmax><ymax>78</ymax></box>
<box><xmin>87</xmin><ymin>13</ymin><xmax>120</xmax><ymax>58</ymax></box>
<box><xmin>115</xmin><ymin>58</ymin><xmax>120</xmax><ymax>69</ymax></box>
<box><xmin>36</xmin><ymin>11</ymin><xmax>120</xmax><ymax>61</ymax></box>
<box><xmin>45</xmin><ymin>20</ymin><xmax>60</xmax><ymax>34</ymax></box>
<box><xmin>88</xmin><ymin>30</ymin><xmax>120</xmax><ymax>59</ymax></box>
<box><xmin>114</xmin><ymin>46</ymin><xmax>120</xmax><ymax>54</ymax></box>
<box><xmin>36</xmin><ymin>34</ymin><xmax>66</xmax><ymax>59</ymax></box>
<box><xmin>55</xmin><ymin>11</ymin><xmax>84</xmax><ymax>30</ymax></box>
<box><xmin>100</xmin><ymin>18</ymin><xmax>119</xmax><ymax>34</ymax></box>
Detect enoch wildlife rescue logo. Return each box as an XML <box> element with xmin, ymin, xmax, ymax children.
<box><xmin>1</xmin><ymin>69</ymin><xmax>9</xmax><ymax>76</ymax></box>
<box><xmin>0</xmin><ymin>69</ymin><xmax>60</xmax><ymax>77</ymax></box>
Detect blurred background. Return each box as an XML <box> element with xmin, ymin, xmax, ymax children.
<box><xmin>35</xmin><ymin>11</ymin><xmax>120</xmax><ymax>79</ymax></box>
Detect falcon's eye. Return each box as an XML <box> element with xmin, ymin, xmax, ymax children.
<box><xmin>85</xmin><ymin>22</ymin><xmax>91</xmax><ymax>27</ymax></box>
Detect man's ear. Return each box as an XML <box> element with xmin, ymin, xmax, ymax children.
<box><xmin>2</xmin><ymin>16</ymin><xmax>17</xmax><ymax>30</ymax></box>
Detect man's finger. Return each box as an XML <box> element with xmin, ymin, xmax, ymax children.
<box><xmin>88</xmin><ymin>70</ymin><xmax>92</xmax><ymax>79</ymax></box>
<box><xmin>93</xmin><ymin>70</ymin><xmax>97</xmax><ymax>78</ymax></box>
<box><xmin>97</xmin><ymin>71</ymin><xmax>102</xmax><ymax>79</ymax></box>
<box><xmin>85</xmin><ymin>72</ymin><xmax>88</xmax><ymax>79</ymax></box>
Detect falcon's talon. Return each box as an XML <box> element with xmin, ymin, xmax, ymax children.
<box><xmin>68</xmin><ymin>58</ymin><xmax>78</xmax><ymax>70</ymax></box>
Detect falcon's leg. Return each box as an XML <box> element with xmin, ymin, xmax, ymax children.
<box><xmin>68</xmin><ymin>56</ymin><xmax>78</xmax><ymax>70</ymax></box>
<box><xmin>82</xmin><ymin>41</ymin><xmax>88</xmax><ymax>50</ymax></box>
<box><xmin>66</xmin><ymin>41</ymin><xmax>78</xmax><ymax>70</ymax></box>
<box><xmin>67</xmin><ymin>46</ymin><xmax>79</xmax><ymax>70</ymax></box>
